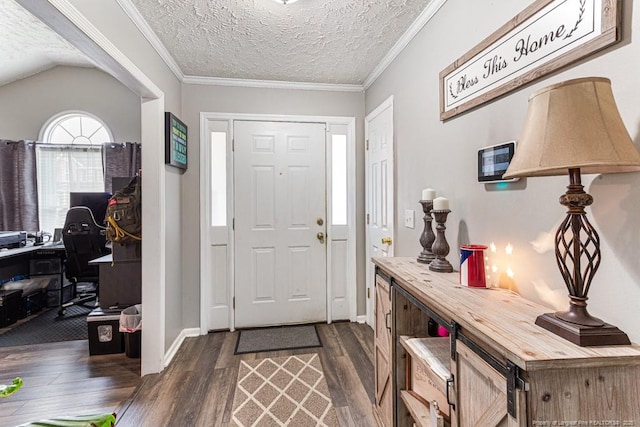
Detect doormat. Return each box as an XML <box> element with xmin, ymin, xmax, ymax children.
<box><xmin>230</xmin><ymin>353</ymin><xmax>338</xmax><ymax>426</ymax></box>
<box><xmin>235</xmin><ymin>324</ymin><xmax>322</xmax><ymax>355</ymax></box>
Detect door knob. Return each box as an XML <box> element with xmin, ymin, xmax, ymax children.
<box><xmin>317</xmin><ymin>218</ymin><xmax>324</xmax><ymax>226</ymax></box>
<box><xmin>381</xmin><ymin>237</ymin><xmax>392</xmax><ymax>245</ymax></box>
<box><xmin>317</xmin><ymin>232</ymin><xmax>325</xmax><ymax>243</ymax></box>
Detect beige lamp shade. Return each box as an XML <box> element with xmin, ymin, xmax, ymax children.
<box><xmin>503</xmin><ymin>77</ymin><xmax>640</xmax><ymax>178</ymax></box>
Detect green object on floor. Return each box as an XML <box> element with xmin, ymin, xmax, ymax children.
<box><xmin>17</xmin><ymin>413</ymin><xmax>117</xmax><ymax>427</ymax></box>
<box><xmin>0</xmin><ymin>377</ymin><xmax>23</xmax><ymax>398</ymax></box>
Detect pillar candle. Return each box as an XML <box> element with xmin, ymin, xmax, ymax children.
<box><xmin>421</xmin><ymin>188</ymin><xmax>437</xmax><ymax>201</ymax></box>
<box><xmin>433</xmin><ymin>196</ymin><xmax>449</xmax><ymax>210</ymax></box>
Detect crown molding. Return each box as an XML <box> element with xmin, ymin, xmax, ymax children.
<box><xmin>183</xmin><ymin>75</ymin><xmax>364</xmax><ymax>92</ymax></box>
<box><xmin>114</xmin><ymin>0</ymin><xmax>444</xmax><ymax>92</ymax></box>
<box><xmin>115</xmin><ymin>0</ymin><xmax>184</xmax><ymax>82</ymax></box>
<box><xmin>363</xmin><ymin>0</ymin><xmax>448</xmax><ymax>90</ymax></box>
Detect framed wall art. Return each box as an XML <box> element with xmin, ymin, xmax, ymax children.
<box><xmin>165</xmin><ymin>112</ymin><xmax>188</xmax><ymax>170</ymax></box>
<box><xmin>439</xmin><ymin>0</ymin><xmax>621</xmax><ymax>121</ymax></box>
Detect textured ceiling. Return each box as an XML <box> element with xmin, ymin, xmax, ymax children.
<box><xmin>130</xmin><ymin>0</ymin><xmax>433</xmax><ymax>84</ymax></box>
<box><xmin>0</xmin><ymin>0</ymin><xmax>94</xmax><ymax>87</ymax></box>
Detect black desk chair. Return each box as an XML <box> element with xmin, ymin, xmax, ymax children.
<box><xmin>60</xmin><ymin>207</ymin><xmax>110</xmax><ymax>316</ymax></box>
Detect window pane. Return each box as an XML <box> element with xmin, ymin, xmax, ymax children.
<box><xmin>50</xmin><ymin>126</ymin><xmax>74</xmax><ymax>144</ymax></box>
<box><xmin>81</xmin><ymin>116</ymin><xmax>101</xmax><ymax>138</ymax></box>
<box><xmin>37</xmin><ymin>147</ymin><xmax>104</xmax><ymax>232</ymax></box>
<box><xmin>332</xmin><ymin>134</ymin><xmax>347</xmax><ymax>225</ymax></box>
<box><xmin>90</xmin><ymin>128</ymin><xmax>111</xmax><ymax>144</ymax></box>
<box><xmin>211</xmin><ymin>131</ymin><xmax>227</xmax><ymax>227</ymax></box>
<box><xmin>61</xmin><ymin>116</ymin><xmax>81</xmax><ymax>137</ymax></box>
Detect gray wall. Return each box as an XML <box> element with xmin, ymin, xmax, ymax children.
<box><xmin>66</xmin><ymin>0</ymin><xmax>184</xmax><ymax>354</ymax></box>
<box><xmin>0</xmin><ymin>66</ymin><xmax>140</xmax><ymax>142</ymax></box>
<box><xmin>365</xmin><ymin>0</ymin><xmax>640</xmax><ymax>342</ymax></box>
<box><xmin>180</xmin><ymin>84</ymin><xmax>366</xmax><ymax>327</ymax></box>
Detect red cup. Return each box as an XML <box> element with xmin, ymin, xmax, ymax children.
<box><xmin>460</xmin><ymin>244</ymin><xmax>488</xmax><ymax>288</ymax></box>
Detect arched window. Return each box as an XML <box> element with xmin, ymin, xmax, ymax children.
<box><xmin>37</xmin><ymin>111</ymin><xmax>111</xmax><ymax>232</ymax></box>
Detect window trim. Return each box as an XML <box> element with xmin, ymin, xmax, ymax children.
<box><xmin>39</xmin><ymin>110</ymin><xmax>114</xmax><ymax>144</ymax></box>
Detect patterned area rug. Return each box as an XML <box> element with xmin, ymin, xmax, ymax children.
<box><xmin>231</xmin><ymin>353</ymin><xmax>338</xmax><ymax>426</ymax></box>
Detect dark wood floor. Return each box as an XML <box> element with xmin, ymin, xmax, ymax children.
<box><xmin>0</xmin><ymin>339</ymin><xmax>141</xmax><ymax>426</ymax></box>
<box><xmin>0</xmin><ymin>322</ymin><xmax>376</xmax><ymax>426</ymax></box>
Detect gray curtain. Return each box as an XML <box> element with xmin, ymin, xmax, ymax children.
<box><xmin>0</xmin><ymin>140</ymin><xmax>39</xmax><ymax>231</ymax></box>
<box><xmin>103</xmin><ymin>142</ymin><xmax>141</xmax><ymax>193</ymax></box>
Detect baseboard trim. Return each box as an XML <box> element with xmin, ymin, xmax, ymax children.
<box><xmin>356</xmin><ymin>315</ymin><xmax>367</xmax><ymax>324</ymax></box>
<box><xmin>163</xmin><ymin>327</ymin><xmax>201</xmax><ymax>367</ymax></box>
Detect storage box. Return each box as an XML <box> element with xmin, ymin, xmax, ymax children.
<box><xmin>29</xmin><ymin>257</ymin><xmax>62</xmax><ymax>275</ymax></box>
<box><xmin>46</xmin><ymin>284</ymin><xmax>75</xmax><ymax>308</ymax></box>
<box><xmin>87</xmin><ymin>308</ymin><xmax>125</xmax><ymax>355</ymax></box>
<box><xmin>21</xmin><ymin>289</ymin><xmax>47</xmax><ymax>318</ymax></box>
<box><xmin>0</xmin><ymin>289</ymin><xmax>22</xmax><ymax>328</ymax></box>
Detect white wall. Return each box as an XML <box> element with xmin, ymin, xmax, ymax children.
<box><xmin>180</xmin><ymin>83</ymin><xmax>366</xmax><ymax>326</ymax></box>
<box><xmin>365</xmin><ymin>0</ymin><xmax>640</xmax><ymax>343</ymax></box>
<box><xmin>0</xmin><ymin>66</ymin><xmax>140</xmax><ymax>142</ymax></box>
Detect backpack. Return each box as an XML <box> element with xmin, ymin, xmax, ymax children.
<box><xmin>106</xmin><ymin>176</ymin><xmax>141</xmax><ymax>244</ymax></box>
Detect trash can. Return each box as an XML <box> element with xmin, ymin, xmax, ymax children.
<box><xmin>119</xmin><ymin>304</ymin><xmax>142</xmax><ymax>358</ymax></box>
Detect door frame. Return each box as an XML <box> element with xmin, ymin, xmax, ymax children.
<box><xmin>365</xmin><ymin>96</ymin><xmax>395</xmax><ymax>327</ymax></box>
<box><xmin>199</xmin><ymin>113</ymin><xmax>357</xmax><ymax>333</ymax></box>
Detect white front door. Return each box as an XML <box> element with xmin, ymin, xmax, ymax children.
<box><xmin>365</xmin><ymin>97</ymin><xmax>394</xmax><ymax>326</ymax></box>
<box><xmin>234</xmin><ymin>121</ymin><xmax>327</xmax><ymax>328</ymax></box>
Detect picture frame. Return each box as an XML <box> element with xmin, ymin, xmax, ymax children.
<box><xmin>439</xmin><ymin>0</ymin><xmax>621</xmax><ymax>121</ymax></box>
<box><xmin>165</xmin><ymin>112</ymin><xmax>188</xmax><ymax>170</ymax></box>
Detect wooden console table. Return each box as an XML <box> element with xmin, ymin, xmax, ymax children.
<box><xmin>373</xmin><ymin>257</ymin><xmax>640</xmax><ymax>426</ymax></box>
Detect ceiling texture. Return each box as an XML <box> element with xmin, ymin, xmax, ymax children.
<box><xmin>0</xmin><ymin>0</ymin><xmax>94</xmax><ymax>87</ymax></box>
<box><xmin>129</xmin><ymin>0</ymin><xmax>434</xmax><ymax>86</ymax></box>
<box><xmin>2</xmin><ymin>0</ymin><xmax>439</xmax><ymax>89</ymax></box>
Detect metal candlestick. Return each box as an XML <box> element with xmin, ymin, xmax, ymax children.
<box><xmin>417</xmin><ymin>200</ymin><xmax>435</xmax><ymax>264</ymax></box>
<box><xmin>429</xmin><ymin>209</ymin><xmax>453</xmax><ymax>273</ymax></box>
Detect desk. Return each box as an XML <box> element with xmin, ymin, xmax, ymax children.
<box><xmin>90</xmin><ymin>248</ymin><xmax>141</xmax><ymax>309</ymax></box>
<box><xmin>0</xmin><ymin>243</ymin><xmax>71</xmax><ymax>309</ymax></box>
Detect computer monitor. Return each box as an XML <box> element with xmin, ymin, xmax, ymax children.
<box><xmin>69</xmin><ymin>192</ymin><xmax>112</xmax><ymax>225</ymax></box>
<box><xmin>112</xmin><ymin>176</ymin><xmax>135</xmax><ymax>193</ymax></box>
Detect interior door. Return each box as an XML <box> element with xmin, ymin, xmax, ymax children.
<box><xmin>234</xmin><ymin>121</ymin><xmax>327</xmax><ymax>328</ymax></box>
<box><xmin>365</xmin><ymin>98</ymin><xmax>394</xmax><ymax>326</ymax></box>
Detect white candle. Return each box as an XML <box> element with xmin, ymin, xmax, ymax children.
<box><xmin>433</xmin><ymin>196</ymin><xmax>449</xmax><ymax>210</ymax></box>
<box><xmin>421</xmin><ymin>188</ymin><xmax>437</xmax><ymax>201</ymax></box>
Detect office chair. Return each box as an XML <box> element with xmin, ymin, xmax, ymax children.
<box><xmin>60</xmin><ymin>207</ymin><xmax>110</xmax><ymax>316</ymax></box>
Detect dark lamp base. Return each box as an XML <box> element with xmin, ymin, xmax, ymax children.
<box><xmin>535</xmin><ymin>313</ymin><xmax>631</xmax><ymax>347</ymax></box>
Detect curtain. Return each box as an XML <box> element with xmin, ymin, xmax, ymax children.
<box><xmin>0</xmin><ymin>140</ymin><xmax>39</xmax><ymax>231</ymax></box>
<box><xmin>103</xmin><ymin>142</ymin><xmax>141</xmax><ymax>193</ymax></box>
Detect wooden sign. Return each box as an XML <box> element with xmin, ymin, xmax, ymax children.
<box><xmin>439</xmin><ymin>0</ymin><xmax>621</xmax><ymax>121</ymax></box>
<box><xmin>165</xmin><ymin>112</ymin><xmax>188</xmax><ymax>170</ymax></box>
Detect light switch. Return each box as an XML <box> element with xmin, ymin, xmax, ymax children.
<box><xmin>404</xmin><ymin>209</ymin><xmax>415</xmax><ymax>229</ymax></box>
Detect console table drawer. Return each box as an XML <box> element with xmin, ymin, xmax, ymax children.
<box><xmin>400</xmin><ymin>336</ymin><xmax>451</xmax><ymax>418</ymax></box>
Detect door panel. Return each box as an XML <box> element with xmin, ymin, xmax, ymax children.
<box><xmin>366</xmin><ymin>98</ymin><xmax>394</xmax><ymax>326</ymax></box>
<box><xmin>234</xmin><ymin>121</ymin><xmax>327</xmax><ymax>328</ymax></box>
<box><xmin>375</xmin><ymin>275</ymin><xmax>393</xmax><ymax>427</ymax></box>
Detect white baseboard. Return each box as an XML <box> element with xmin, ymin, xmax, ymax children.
<box><xmin>163</xmin><ymin>327</ymin><xmax>201</xmax><ymax>368</ymax></box>
<box><xmin>356</xmin><ymin>315</ymin><xmax>367</xmax><ymax>324</ymax></box>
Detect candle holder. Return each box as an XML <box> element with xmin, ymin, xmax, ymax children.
<box><xmin>417</xmin><ymin>200</ymin><xmax>436</xmax><ymax>264</ymax></box>
<box><xmin>429</xmin><ymin>209</ymin><xmax>454</xmax><ymax>273</ymax></box>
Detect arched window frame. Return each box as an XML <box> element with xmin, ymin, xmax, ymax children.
<box><xmin>39</xmin><ymin>110</ymin><xmax>114</xmax><ymax>145</ymax></box>
<box><xmin>37</xmin><ymin>111</ymin><xmax>111</xmax><ymax>232</ymax></box>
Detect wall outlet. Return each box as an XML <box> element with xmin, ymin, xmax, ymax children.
<box><xmin>404</xmin><ymin>209</ymin><xmax>415</xmax><ymax>229</ymax></box>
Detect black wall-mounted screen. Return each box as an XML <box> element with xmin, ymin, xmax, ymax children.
<box><xmin>477</xmin><ymin>141</ymin><xmax>517</xmax><ymax>182</ymax></box>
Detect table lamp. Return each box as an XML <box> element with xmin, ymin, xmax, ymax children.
<box><xmin>503</xmin><ymin>77</ymin><xmax>640</xmax><ymax>346</ymax></box>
